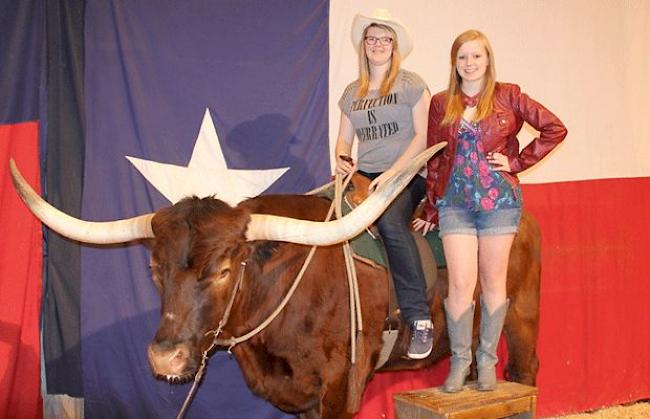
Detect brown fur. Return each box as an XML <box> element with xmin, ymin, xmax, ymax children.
<box><xmin>146</xmin><ymin>195</ymin><xmax>540</xmax><ymax>418</ymax></box>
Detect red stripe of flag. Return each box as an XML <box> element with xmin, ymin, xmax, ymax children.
<box><xmin>0</xmin><ymin>121</ymin><xmax>43</xmax><ymax>419</ymax></box>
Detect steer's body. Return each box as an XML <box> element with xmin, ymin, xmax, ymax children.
<box><xmin>147</xmin><ymin>194</ymin><xmax>540</xmax><ymax>418</ymax></box>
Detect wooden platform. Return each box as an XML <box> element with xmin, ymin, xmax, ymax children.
<box><xmin>393</xmin><ymin>381</ymin><xmax>537</xmax><ymax>419</ymax></box>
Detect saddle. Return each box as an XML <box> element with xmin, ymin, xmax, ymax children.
<box><xmin>315</xmin><ymin>173</ymin><xmax>445</xmax><ymax>368</ymax></box>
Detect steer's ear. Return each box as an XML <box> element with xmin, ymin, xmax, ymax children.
<box><xmin>249</xmin><ymin>240</ymin><xmax>282</xmax><ymax>265</ymax></box>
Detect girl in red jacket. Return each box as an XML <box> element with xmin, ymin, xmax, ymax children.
<box><xmin>413</xmin><ymin>29</ymin><xmax>567</xmax><ymax>392</ymax></box>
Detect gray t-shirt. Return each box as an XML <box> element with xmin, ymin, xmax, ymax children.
<box><xmin>338</xmin><ymin>69</ymin><xmax>429</xmax><ymax>173</ymax></box>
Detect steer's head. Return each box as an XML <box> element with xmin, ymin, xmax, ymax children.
<box><xmin>146</xmin><ymin>197</ymin><xmax>251</xmax><ymax>383</ymax></box>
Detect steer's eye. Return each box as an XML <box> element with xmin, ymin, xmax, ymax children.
<box><xmin>199</xmin><ymin>257</ymin><xmax>232</xmax><ymax>283</ymax></box>
<box><xmin>217</xmin><ymin>268</ymin><xmax>230</xmax><ymax>280</ymax></box>
<box><xmin>198</xmin><ymin>264</ymin><xmax>231</xmax><ymax>283</ymax></box>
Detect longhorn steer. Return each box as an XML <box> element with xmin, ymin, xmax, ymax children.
<box><xmin>10</xmin><ymin>144</ymin><xmax>540</xmax><ymax>418</ymax></box>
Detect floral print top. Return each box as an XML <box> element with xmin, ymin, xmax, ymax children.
<box><xmin>437</xmin><ymin>119</ymin><xmax>521</xmax><ymax>211</ymax></box>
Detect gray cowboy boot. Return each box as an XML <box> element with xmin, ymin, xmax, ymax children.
<box><xmin>443</xmin><ymin>299</ymin><xmax>475</xmax><ymax>393</ymax></box>
<box><xmin>477</xmin><ymin>297</ymin><xmax>510</xmax><ymax>391</ymax></box>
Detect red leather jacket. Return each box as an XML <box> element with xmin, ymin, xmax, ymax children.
<box><xmin>423</xmin><ymin>82</ymin><xmax>568</xmax><ymax>224</ymax></box>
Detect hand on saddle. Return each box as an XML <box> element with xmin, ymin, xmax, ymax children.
<box><xmin>335</xmin><ymin>154</ymin><xmax>355</xmax><ymax>176</ymax></box>
<box><xmin>412</xmin><ymin>217</ymin><xmax>436</xmax><ymax>235</ymax></box>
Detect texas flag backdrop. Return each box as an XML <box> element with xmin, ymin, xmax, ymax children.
<box><xmin>1</xmin><ymin>1</ymin><xmax>649</xmax><ymax>418</ymax></box>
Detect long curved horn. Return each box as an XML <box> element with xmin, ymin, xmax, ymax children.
<box><xmin>245</xmin><ymin>142</ymin><xmax>446</xmax><ymax>245</ymax></box>
<box><xmin>9</xmin><ymin>159</ymin><xmax>154</xmax><ymax>244</ymax></box>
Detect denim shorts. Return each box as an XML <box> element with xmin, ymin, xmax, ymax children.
<box><xmin>438</xmin><ymin>206</ymin><xmax>522</xmax><ymax>237</ymax></box>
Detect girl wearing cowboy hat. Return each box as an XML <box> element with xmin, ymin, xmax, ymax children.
<box><xmin>334</xmin><ymin>9</ymin><xmax>433</xmax><ymax>359</ymax></box>
<box><xmin>413</xmin><ymin>30</ymin><xmax>567</xmax><ymax>392</ymax></box>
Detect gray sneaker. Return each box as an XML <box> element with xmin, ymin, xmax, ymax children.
<box><xmin>407</xmin><ymin>319</ymin><xmax>434</xmax><ymax>359</ymax></box>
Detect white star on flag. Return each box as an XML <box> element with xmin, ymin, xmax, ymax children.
<box><xmin>126</xmin><ymin>109</ymin><xmax>289</xmax><ymax>206</ymax></box>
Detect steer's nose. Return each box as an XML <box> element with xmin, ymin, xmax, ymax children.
<box><xmin>147</xmin><ymin>342</ymin><xmax>191</xmax><ymax>377</ymax></box>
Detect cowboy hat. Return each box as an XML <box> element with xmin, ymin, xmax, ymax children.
<box><xmin>350</xmin><ymin>9</ymin><xmax>413</xmax><ymax>59</ymax></box>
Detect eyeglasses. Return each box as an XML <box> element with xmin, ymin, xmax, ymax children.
<box><xmin>364</xmin><ymin>36</ymin><xmax>393</xmax><ymax>46</ymax></box>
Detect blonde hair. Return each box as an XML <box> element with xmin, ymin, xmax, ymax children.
<box><xmin>441</xmin><ymin>30</ymin><xmax>497</xmax><ymax>126</ymax></box>
<box><xmin>356</xmin><ymin>23</ymin><xmax>401</xmax><ymax>98</ymax></box>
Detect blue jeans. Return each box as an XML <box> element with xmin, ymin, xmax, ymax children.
<box><xmin>360</xmin><ymin>172</ymin><xmax>430</xmax><ymax>324</ymax></box>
